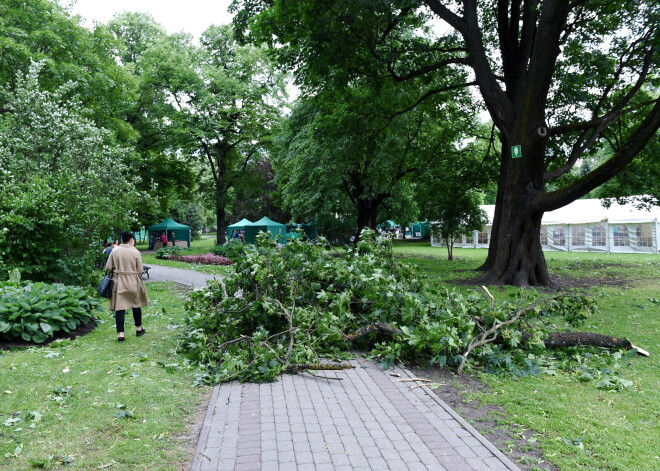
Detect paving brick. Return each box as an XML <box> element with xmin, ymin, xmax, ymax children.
<box><xmin>312</xmin><ymin>451</ymin><xmax>332</xmax><ymax>464</ymax></box>
<box><xmin>260</xmin><ymin>461</ymin><xmax>278</xmax><ymax>471</ymax></box>
<box><xmin>190</xmin><ymin>358</ymin><xmax>522</xmax><ymax>471</ymax></box>
<box><xmin>366</xmin><ymin>456</ymin><xmax>390</xmax><ymax>470</ymax></box>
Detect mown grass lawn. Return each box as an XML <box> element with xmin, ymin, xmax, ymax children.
<box><xmin>2</xmin><ymin>238</ymin><xmax>658</xmax><ymax>470</ymax></box>
<box><xmin>393</xmin><ymin>240</ymin><xmax>660</xmax><ymax>471</ymax></box>
<box><xmin>0</xmin><ymin>283</ymin><xmax>211</xmax><ymax>471</ymax></box>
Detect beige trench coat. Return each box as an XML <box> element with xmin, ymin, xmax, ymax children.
<box><xmin>105</xmin><ymin>244</ymin><xmax>149</xmax><ymax>311</ymax></box>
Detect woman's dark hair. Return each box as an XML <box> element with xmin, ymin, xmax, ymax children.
<box><xmin>120</xmin><ymin>231</ymin><xmax>135</xmax><ymax>243</ymax></box>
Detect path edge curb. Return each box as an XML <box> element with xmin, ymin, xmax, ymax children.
<box><xmin>397</xmin><ymin>364</ymin><xmax>522</xmax><ymax>470</ymax></box>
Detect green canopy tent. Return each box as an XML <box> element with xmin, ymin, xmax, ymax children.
<box><xmin>288</xmin><ymin>221</ymin><xmax>318</xmax><ymax>240</ymax></box>
<box><xmin>226</xmin><ymin>218</ymin><xmax>253</xmax><ymax>240</ymax></box>
<box><xmin>244</xmin><ymin>216</ymin><xmax>287</xmax><ymax>244</ymax></box>
<box><xmin>147</xmin><ymin>218</ymin><xmax>191</xmax><ymax>248</ymax></box>
<box><xmin>411</xmin><ymin>222</ymin><xmax>430</xmax><ymax>238</ymax></box>
<box><xmin>377</xmin><ymin>220</ymin><xmax>399</xmax><ymax>229</ymax></box>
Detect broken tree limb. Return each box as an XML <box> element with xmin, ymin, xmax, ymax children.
<box><xmin>344</xmin><ymin>323</ymin><xmax>403</xmax><ymax>342</ymax></box>
<box><xmin>457</xmin><ymin>295</ymin><xmax>567</xmax><ymax>373</ymax></box>
<box><xmin>542</xmin><ymin>332</ymin><xmax>649</xmax><ymax>356</ymax></box>
<box><xmin>285</xmin><ymin>363</ymin><xmax>354</xmax><ymax>372</ymax></box>
<box><xmin>394</xmin><ymin>378</ymin><xmax>431</xmax><ymax>383</ymax></box>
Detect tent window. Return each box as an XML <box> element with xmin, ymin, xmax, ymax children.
<box><xmin>636</xmin><ymin>225</ymin><xmax>652</xmax><ymax>247</ymax></box>
<box><xmin>553</xmin><ymin>227</ymin><xmax>566</xmax><ymax>245</ymax></box>
<box><xmin>465</xmin><ymin>233</ymin><xmax>474</xmax><ymax>244</ymax></box>
<box><xmin>453</xmin><ymin>236</ymin><xmax>462</xmax><ymax>244</ymax></box>
<box><xmin>613</xmin><ymin>225</ymin><xmax>630</xmax><ymax>246</ymax></box>
<box><xmin>572</xmin><ymin>227</ymin><xmax>585</xmax><ymax>246</ymax></box>
<box><xmin>540</xmin><ymin>227</ymin><xmax>548</xmax><ymax>245</ymax></box>
<box><xmin>592</xmin><ymin>225</ymin><xmax>606</xmax><ymax>246</ymax></box>
<box><xmin>478</xmin><ymin>230</ymin><xmax>489</xmax><ymax>244</ymax></box>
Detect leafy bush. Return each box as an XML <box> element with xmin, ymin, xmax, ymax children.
<box><xmin>0</xmin><ymin>281</ymin><xmax>102</xmax><ymax>343</ymax></box>
<box><xmin>170</xmin><ymin>254</ymin><xmax>232</xmax><ymax>266</ymax></box>
<box><xmin>211</xmin><ymin>239</ymin><xmax>247</xmax><ymax>260</ymax></box>
<box><xmin>156</xmin><ymin>246</ymin><xmax>183</xmax><ymax>259</ymax></box>
<box><xmin>0</xmin><ymin>62</ymin><xmax>140</xmax><ymax>285</ymax></box>
<box><xmin>178</xmin><ymin>230</ymin><xmax>605</xmax><ymax>385</ymax></box>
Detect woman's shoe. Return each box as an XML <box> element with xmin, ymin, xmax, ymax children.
<box><xmin>117</xmin><ymin>336</ymin><xmax>125</xmax><ymax>342</ymax></box>
<box><xmin>136</xmin><ymin>327</ymin><xmax>146</xmax><ymax>337</ymax></box>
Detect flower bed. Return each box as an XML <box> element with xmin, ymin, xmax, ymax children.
<box><xmin>170</xmin><ymin>253</ymin><xmax>233</xmax><ymax>266</ymax></box>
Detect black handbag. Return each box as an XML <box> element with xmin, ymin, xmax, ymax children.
<box><xmin>98</xmin><ymin>272</ymin><xmax>114</xmax><ymax>298</ymax></box>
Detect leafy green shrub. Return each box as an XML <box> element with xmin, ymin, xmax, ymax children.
<box><xmin>156</xmin><ymin>246</ymin><xmax>183</xmax><ymax>259</ymax></box>
<box><xmin>178</xmin><ymin>230</ymin><xmax>602</xmax><ymax>385</ymax></box>
<box><xmin>210</xmin><ymin>239</ymin><xmax>247</xmax><ymax>260</ymax></box>
<box><xmin>0</xmin><ymin>281</ymin><xmax>102</xmax><ymax>343</ymax></box>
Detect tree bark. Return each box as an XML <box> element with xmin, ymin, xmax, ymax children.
<box><xmin>479</xmin><ymin>133</ymin><xmax>553</xmax><ymax>286</ymax></box>
<box><xmin>543</xmin><ymin>332</ymin><xmax>633</xmax><ymax>350</ymax></box>
<box><xmin>216</xmin><ymin>193</ymin><xmax>227</xmax><ymax>245</ymax></box>
<box><xmin>354</xmin><ymin>197</ymin><xmax>379</xmax><ymax>241</ymax></box>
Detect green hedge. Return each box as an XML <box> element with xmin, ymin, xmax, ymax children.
<box><xmin>0</xmin><ymin>281</ymin><xmax>102</xmax><ymax>343</ymax></box>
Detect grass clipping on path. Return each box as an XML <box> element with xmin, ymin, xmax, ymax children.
<box><xmin>0</xmin><ymin>282</ymin><xmax>208</xmax><ymax>471</ymax></box>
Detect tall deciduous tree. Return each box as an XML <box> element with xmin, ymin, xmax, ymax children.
<box><xmin>139</xmin><ymin>25</ymin><xmax>285</xmax><ymax>244</ymax></box>
<box><xmin>105</xmin><ymin>12</ymin><xmax>197</xmax><ymax>226</ymax></box>
<box><xmin>0</xmin><ymin>0</ymin><xmax>137</xmax><ymax>140</ymax></box>
<box><xmin>232</xmin><ymin>0</ymin><xmax>660</xmax><ymax>286</ymax></box>
<box><xmin>274</xmin><ymin>80</ymin><xmax>476</xmax><ymax>240</ymax></box>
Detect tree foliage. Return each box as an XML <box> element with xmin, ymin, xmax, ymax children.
<box><xmin>429</xmin><ymin>192</ymin><xmax>488</xmax><ymax>260</ymax></box>
<box><xmin>274</xmin><ymin>76</ymin><xmax>481</xmax><ymax>240</ymax></box>
<box><xmin>175</xmin><ymin>230</ymin><xmax>639</xmax><ymax>390</ymax></box>
<box><xmin>137</xmin><ymin>24</ymin><xmax>285</xmax><ymax>244</ymax></box>
<box><xmin>0</xmin><ymin>62</ymin><xmax>140</xmax><ymax>284</ymax></box>
<box><xmin>232</xmin><ymin>0</ymin><xmax>660</xmax><ymax>286</ymax></box>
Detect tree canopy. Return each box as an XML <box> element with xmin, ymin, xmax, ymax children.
<box><xmin>232</xmin><ymin>0</ymin><xmax>660</xmax><ymax>286</ymax></box>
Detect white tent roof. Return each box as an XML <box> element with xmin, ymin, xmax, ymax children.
<box><xmin>481</xmin><ymin>198</ymin><xmax>660</xmax><ymax>225</ymax></box>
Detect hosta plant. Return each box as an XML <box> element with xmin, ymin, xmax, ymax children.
<box><xmin>0</xmin><ymin>281</ymin><xmax>102</xmax><ymax>343</ymax></box>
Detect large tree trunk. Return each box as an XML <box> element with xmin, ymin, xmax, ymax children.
<box><xmin>216</xmin><ymin>194</ymin><xmax>227</xmax><ymax>245</ymax></box>
<box><xmin>214</xmin><ymin>147</ymin><xmax>228</xmax><ymax>246</ymax></box>
<box><xmin>354</xmin><ymin>198</ymin><xmax>379</xmax><ymax>241</ymax></box>
<box><xmin>479</xmin><ymin>134</ymin><xmax>553</xmax><ymax>287</ymax></box>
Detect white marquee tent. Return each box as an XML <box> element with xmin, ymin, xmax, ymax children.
<box><xmin>431</xmin><ymin>198</ymin><xmax>660</xmax><ymax>253</ymax></box>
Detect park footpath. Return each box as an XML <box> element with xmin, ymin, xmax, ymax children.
<box><xmin>143</xmin><ymin>264</ymin><xmax>520</xmax><ymax>471</ymax></box>
<box><xmin>190</xmin><ymin>358</ymin><xmax>521</xmax><ymax>471</ymax></box>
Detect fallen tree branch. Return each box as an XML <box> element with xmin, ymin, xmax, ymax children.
<box><xmin>543</xmin><ymin>332</ymin><xmax>649</xmax><ymax>357</ymax></box>
<box><xmin>457</xmin><ymin>295</ymin><xmax>567</xmax><ymax>373</ymax></box>
<box><xmin>394</xmin><ymin>378</ymin><xmax>432</xmax><ymax>383</ymax></box>
<box><xmin>274</xmin><ymin>299</ymin><xmax>297</xmax><ymax>365</ymax></box>
<box><xmin>285</xmin><ymin>363</ymin><xmax>354</xmax><ymax>372</ymax></box>
<box><xmin>302</xmin><ymin>371</ymin><xmax>344</xmax><ymax>381</ymax></box>
<box><xmin>344</xmin><ymin>323</ymin><xmax>403</xmax><ymax>342</ymax></box>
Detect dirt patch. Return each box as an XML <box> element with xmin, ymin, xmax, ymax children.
<box><xmin>409</xmin><ymin>366</ymin><xmax>558</xmax><ymax>471</ymax></box>
<box><xmin>0</xmin><ymin>318</ymin><xmax>98</xmax><ymax>350</ymax></box>
<box><xmin>448</xmin><ymin>273</ymin><xmax>632</xmax><ymax>290</ymax></box>
<box><xmin>177</xmin><ymin>388</ymin><xmax>213</xmax><ymax>471</ymax></box>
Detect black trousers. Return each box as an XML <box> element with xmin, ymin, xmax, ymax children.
<box><xmin>115</xmin><ymin>308</ymin><xmax>142</xmax><ymax>333</ymax></box>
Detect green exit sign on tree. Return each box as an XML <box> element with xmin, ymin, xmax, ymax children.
<box><xmin>511</xmin><ymin>145</ymin><xmax>522</xmax><ymax>158</ymax></box>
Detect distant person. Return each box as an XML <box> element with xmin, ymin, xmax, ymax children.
<box><xmin>103</xmin><ymin>241</ymin><xmax>117</xmax><ymax>255</ymax></box>
<box><xmin>160</xmin><ymin>233</ymin><xmax>168</xmax><ymax>246</ymax></box>
<box><xmin>105</xmin><ymin>231</ymin><xmax>148</xmax><ymax>342</ymax></box>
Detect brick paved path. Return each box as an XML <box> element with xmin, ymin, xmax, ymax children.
<box><xmin>191</xmin><ymin>357</ymin><xmax>520</xmax><ymax>471</ymax></box>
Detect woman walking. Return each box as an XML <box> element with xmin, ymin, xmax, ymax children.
<box><xmin>105</xmin><ymin>231</ymin><xmax>149</xmax><ymax>341</ymax></box>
